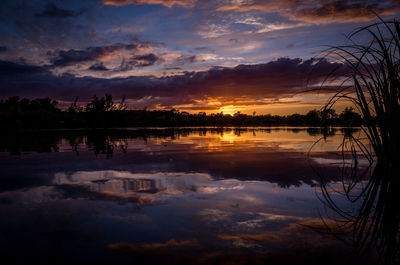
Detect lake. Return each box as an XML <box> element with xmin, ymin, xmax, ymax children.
<box><xmin>0</xmin><ymin>127</ymin><xmax>365</xmax><ymax>264</ymax></box>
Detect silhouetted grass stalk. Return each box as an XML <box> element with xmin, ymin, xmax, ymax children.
<box><xmin>319</xmin><ymin>18</ymin><xmax>400</xmax><ymax>264</ymax></box>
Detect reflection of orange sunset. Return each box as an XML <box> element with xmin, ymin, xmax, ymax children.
<box><xmin>218</xmin><ymin>130</ymin><xmax>244</xmax><ymax>143</ymax></box>
<box><xmin>1</xmin><ymin>0</ymin><xmax>399</xmax><ymax>264</ymax></box>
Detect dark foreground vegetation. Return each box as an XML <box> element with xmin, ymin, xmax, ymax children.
<box><xmin>317</xmin><ymin>18</ymin><xmax>400</xmax><ymax>264</ymax></box>
<box><xmin>0</xmin><ymin>95</ymin><xmax>362</xmax><ymax>129</ymax></box>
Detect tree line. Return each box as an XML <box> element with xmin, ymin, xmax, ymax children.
<box><xmin>0</xmin><ymin>94</ymin><xmax>363</xmax><ymax>129</ymax></box>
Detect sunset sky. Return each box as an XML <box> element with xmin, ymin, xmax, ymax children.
<box><xmin>1</xmin><ymin>0</ymin><xmax>399</xmax><ymax>114</ymax></box>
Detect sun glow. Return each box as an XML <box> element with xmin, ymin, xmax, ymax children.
<box><xmin>218</xmin><ymin>105</ymin><xmax>246</xmax><ymax>116</ymax></box>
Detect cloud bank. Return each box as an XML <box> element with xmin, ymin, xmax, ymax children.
<box><xmin>0</xmin><ymin>57</ymin><xmax>346</xmax><ymax>110</ymax></box>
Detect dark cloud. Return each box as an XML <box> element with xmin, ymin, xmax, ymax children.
<box><xmin>164</xmin><ymin>67</ymin><xmax>181</xmax><ymax>70</ymax></box>
<box><xmin>101</xmin><ymin>0</ymin><xmax>198</xmax><ymax>8</ymax></box>
<box><xmin>132</xmin><ymin>53</ymin><xmax>159</xmax><ymax>67</ymax></box>
<box><xmin>167</xmin><ymin>55</ymin><xmax>203</xmax><ymax>68</ymax></box>
<box><xmin>0</xmin><ymin>1</ymin><xmax>98</xmax><ymax>50</ymax></box>
<box><xmin>0</xmin><ymin>57</ymin><xmax>346</xmax><ymax>107</ymax></box>
<box><xmin>88</xmin><ymin>62</ymin><xmax>109</xmax><ymax>71</ymax></box>
<box><xmin>35</xmin><ymin>3</ymin><xmax>85</xmax><ymax>18</ymax></box>
<box><xmin>0</xmin><ymin>60</ymin><xmax>49</xmax><ymax>76</ymax></box>
<box><xmin>50</xmin><ymin>43</ymin><xmax>149</xmax><ymax>66</ymax></box>
<box><xmin>0</xmin><ymin>46</ymin><xmax>7</xmax><ymax>53</ymax></box>
<box><xmin>296</xmin><ymin>0</ymin><xmax>400</xmax><ymax>23</ymax></box>
<box><xmin>119</xmin><ymin>53</ymin><xmax>160</xmax><ymax>70</ymax></box>
<box><xmin>176</xmin><ymin>55</ymin><xmax>198</xmax><ymax>64</ymax></box>
<box><xmin>217</xmin><ymin>0</ymin><xmax>400</xmax><ymax>23</ymax></box>
<box><xmin>156</xmin><ymin>57</ymin><xmax>345</xmax><ymax>99</ymax></box>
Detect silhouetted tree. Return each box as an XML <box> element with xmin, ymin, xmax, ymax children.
<box><xmin>68</xmin><ymin>96</ymin><xmax>83</xmax><ymax>113</ymax></box>
<box><xmin>304</xmin><ymin>109</ymin><xmax>321</xmax><ymax>125</ymax></box>
<box><xmin>0</xmin><ymin>95</ymin><xmax>365</xmax><ymax>129</ymax></box>
<box><xmin>338</xmin><ymin>107</ymin><xmax>362</xmax><ymax>126</ymax></box>
<box><xmin>86</xmin><ymin>94</ymin><xmax>115</xmax><ymax>112</ymax></box>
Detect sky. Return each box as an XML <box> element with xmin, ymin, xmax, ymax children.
<box><xmin>0</xmin><ymin>0</ymin><xmax>399</xmax><ymax>115</ymax></box>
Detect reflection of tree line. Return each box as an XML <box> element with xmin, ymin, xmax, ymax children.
<box><xmin>0</xmin><ymin>127</ymin><xmax>358</xmax><ymax>156</ymax></box>
<box><xmin>0</xmin><ymin>95</ymin><xmax>363</xmax><ymax>129</ymax></box>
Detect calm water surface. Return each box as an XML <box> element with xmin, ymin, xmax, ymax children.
<box><xmin>0</xmin><ymin>127</ymin><xmax>364</xmax><ymax>264</ymax></box>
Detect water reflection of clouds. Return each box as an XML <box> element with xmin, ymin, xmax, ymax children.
<box><xmin>218</xmin><ymin>218</ymin><xmax>337</xmax><ymax>249</ymax></box>
<box><xmin>52</xmin><ymin>170</ymin><xmax>317</xmax><ymax>205</ymax></box>
<box><xmin>2</xmin><ymin>168</ymin><xmax>324</xmax><ymax>225</ymax></box>
<box><xmin>108</xmin><ymin>239</ymin><xmax>199</xmax><ymax>255</ymax></box>
<box><xmin>0</xmin><ymin>128</ymin><xmax>363</xmax><ymax>264</ymax></box>
<box><xmin>311</xmin><ymin>157</ymin><xmax>371</xmax><ymax>167</ymax></box>
<box><xmin>53</xmin><ymin>171</ymin><xmax>244</xmax><ymax>197</ymax></box>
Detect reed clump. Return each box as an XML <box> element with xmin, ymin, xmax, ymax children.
<box><xmin>319</xmin><ymin>18</ymin><xmax>400</xmax><ymax>264</ymax></box>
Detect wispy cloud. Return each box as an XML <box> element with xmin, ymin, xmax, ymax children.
<box><xmin>196</xmin><ymin>23</ymin><xmax>233</xmax><ymax>38</ymax></box>
<box><xmin>118</xmin><ymin>53</ymin><xmax>161</xmax><ymax>70</ymax></box>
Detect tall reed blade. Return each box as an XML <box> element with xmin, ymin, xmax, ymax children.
<box><xmin>318</xmin><ymin>17</ymin><xmax>400</xmax><ymax>264</ymax></box>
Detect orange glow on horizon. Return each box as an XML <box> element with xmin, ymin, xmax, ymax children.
<box><xmin>170</xmin><ymin>93</ymin><xmax>354</xmax><ymax>116</ymax></box>
<box><xmin>218</xmin><ymin>105</ymin><xmax>247</xmax><ymax>116</ymax></box>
